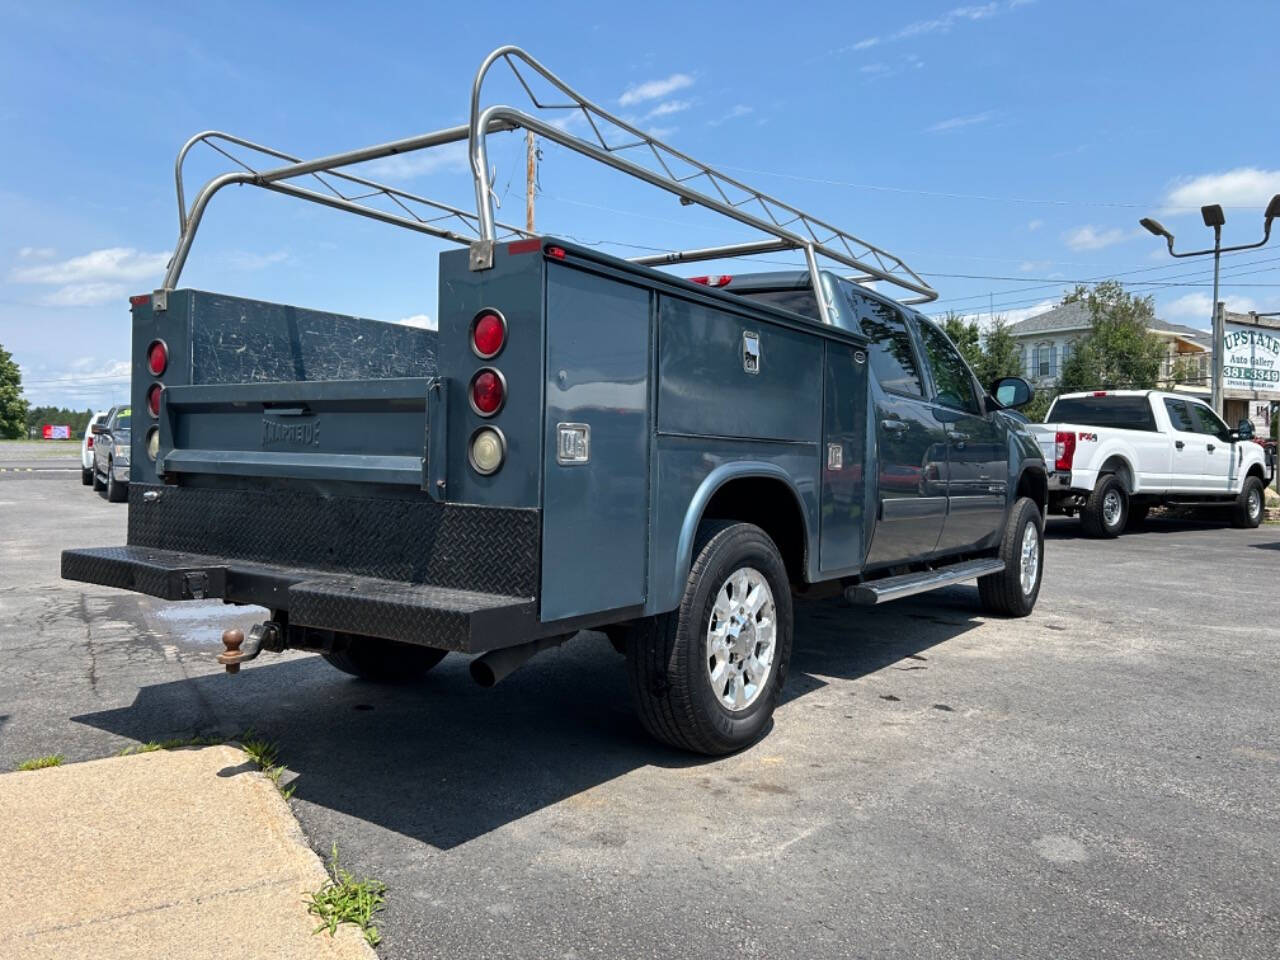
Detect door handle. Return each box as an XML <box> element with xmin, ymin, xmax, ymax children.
<box><xmin>1207</xmin><ymin>443</ymin><xmax>1216</xmax><ymax>453</ymax></box>
<box><xmin>1175</xmin><ymin>440</ymin><xmax>1184</xmax><ymax>450</ymax></box>
<box><xmin>881</xmin><ymin>419</ymin><xmax>909</xmax><ymax>433</ymax></box>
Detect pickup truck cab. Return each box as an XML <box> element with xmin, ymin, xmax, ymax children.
<box><xmin>61</xmin><ymin>46</ymin><xmax>1049</xmax><ymax>754</ymax></box>
<box><xmin>1035</xmin><ymin>390</ymin><xmax>1268</xmax><ymax>536</ymax></box>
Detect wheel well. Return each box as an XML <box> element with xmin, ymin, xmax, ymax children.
<box><xmin>1016</xmin><ymin>467</ymin><xmax>1047</xmax><ymax>517</ymax></box>
<box><xmin>1246</xmin><ymin>463</ymin><xmax>1266</xmax><ymax>483</ymax></box>
<box><xmin>1099</xmin><ymin>456</ymin><xmax>1134</xmax><ymax>493</ymax></box>
<box><xmin>701</xmin><ymin>477</ymin><xmax>806</xmax><ymax>585</ymax></box>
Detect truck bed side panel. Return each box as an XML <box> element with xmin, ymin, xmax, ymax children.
<box><xmin>540</xmin><ymin>265</ymin><xmax>651</xmax><ymax>621</ymax></box>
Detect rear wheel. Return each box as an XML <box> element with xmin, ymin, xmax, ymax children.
<box><xmin>323</xmin><ymin>636</ymin><xmax>448</xmax><ymax>683</ymax></box>
<box><xmin>626</xmin><ymin>521</ymin><xmax>793</xmax><ymax>755</ymax></box>
<box><xmin>1081</xmin><ymin>474</ymin><xmax>1127</xmax><ymax>538</ymax></box>
<box><xmin>81</xmin><ymin>466</ymin><xmax>93</xmax><ymax>486</ymax></box>
<box><xmin>978</xmin><ymin>497</ymin><xmax>1044</xmax><ymax>617</ymax></box>
<box><xmin>1232</xmin><ymin>476</ymin><xmax>1265</xmax><ymax>529</ymax></box>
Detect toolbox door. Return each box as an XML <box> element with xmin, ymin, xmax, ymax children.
<box><xmin>540</xmin><ymin>266</ymin><xmax>651</xmax><ymax>621</ymax></box>
<box><xmin>818</xmin><ymin>342</ymin><xmax>870</xmax><ymax>573</ymax></box>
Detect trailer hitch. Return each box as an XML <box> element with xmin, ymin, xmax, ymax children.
<box><xmin>218</xmin><ymin>621</ymin><xmax>284</xmax><ymax>674</ymax></box>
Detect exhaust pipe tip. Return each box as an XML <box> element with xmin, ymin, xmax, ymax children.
<box><xmin>469</xmin><ymin>657</ymin><xmax>502</xmax><ymax>688</ymax></box>
<box><xmin>469</xmin><ymin>633</ymin><xmax>573</xmax><ymax>688</ymax></box>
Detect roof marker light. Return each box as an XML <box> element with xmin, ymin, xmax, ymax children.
<box><xmin>690</xmin><ymin>275</ymin><xmax>733</xmax><ymax>287</ymax></box>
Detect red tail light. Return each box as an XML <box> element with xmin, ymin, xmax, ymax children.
<box><xmin>1092</xmin><ymin>391</ymin><xmax>1107</xmax><ymax>397</ymax></box>
<box><xmin>146</xmin><ymin>340</ymin><xmax>168</xmax><ymax>376</ymax></box>
<box><xmin>547</xmin><ymin>245</ymin><xmax>567</xmax><ymax>260</ymax></box>
<box><xmin>690</xmin><ymin>275</ymin><xmax>733</xmax><ymax>287</ymax></box>
<box><xmin>471</xmin><ymin>310</ymin><xmax>506</xmax><ymax>359</ymax></box>
<box><xmin>87</xmin><ymin>436</ymin><xmax>94</xmax><ymax>449</ymax></box>
<box><xmin>1055</xmin><ymin>431</ymin><xmax>1076</xmax><ymax>472</ymax></box>
<box><xmin>469</xmin><ymin>368</ymin><xmax>505</xmax><ymax>417</ymax></box>
<box><xmin>146</xmin><ymin>383</ymin><xmax>164</xmax><ymax>418</ymax></box>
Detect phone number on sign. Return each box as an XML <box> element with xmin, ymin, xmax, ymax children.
<box><xmin>1224</xmin><ymin>366</ymin><xmax>1280</xmax><ymax>383</ymax></box>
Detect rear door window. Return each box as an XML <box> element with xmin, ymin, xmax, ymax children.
<box><xmin>846</xmin><ymin>294</ymin><xmax>924</xmax><ymax>397</ymax></box>
<box><xmin>1048</xmin><ymin>396</ymin><xmax>1156</xmax><ymax>431</ymax></box>
<box><xmin>1188</xmin><ymin>402</ymin><xmax>1230</xmax><ymax>440</ymax></box>
<box><xmin>1163</xmin><ymin>398</ymin><xmax>1195</xmax><ymax>432</ymax></box>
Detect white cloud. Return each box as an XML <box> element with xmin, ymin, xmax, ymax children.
<box><xmin>1163</xmin><ymin>167</ymin><xmax>1280</xmax><ymax>212</ymax></box>
<box><xmin>925</xmin><ymin>111</ymin><xmax>994</xmax><ymax>133</ymax></box>
<box><xmin>398</xmin><ymin>314</ymin><xmax>436</xmax><ymax>331</ymax></box>
<box><xmin>363</xmin><ymin>141</ymin><xmax>468</xmax><ymax>180</ymax></box>
<box><xmin>853</xmin><ymin>37</ymin><xmax>880</xmax><ymax>50</ymax></box>
<box><xmin>708</xmin><ymin>104</ymin><xmax>754</xmax><ymax>126</ymax></box>
<box><xmin>18</xmin><ymin>246</ymin><xmax>55</xmax><ymax>259</ymax></box>
<box><xmin>226</xmin><ymin>249</ymin><xmax>289</xmax><ymax>271</ymax></box>
<box><xmin>10</xmin><ymin>247</ymin><xmax>169</xmax><ymax>285</ymax></box>
<box><xmin>645</xmin><ymin>99</ymin><xmax>692</xmax><ymax>119</ymax></box>
<box><xmin>894</xmin><ymin>3</ymin><xmax>1000</xmax><ymax>40</ymax></box>
<box><xmin>1027</xmin><ymin>218</ymin><xmax>1044</xmax><ymax>231</ymax></box>
<box><xmin>1019</xmin><ymin>260</ymin><xmax>1051</xmax><ymax>273</ymax></box>
<box><xmin>1161</xmin><ymin>292</ymin><xmax>1256</xmax><ymax>322</ymax></box>
<box><xmin>861</xmin><ymin>63</ymin><xmax>890</xmax><ymax>76</ymax></box>
<box><xmin>618</xmin><ymin>73</ymin><xmax>694</xmax><ymax>107</ymax></box>
<box><xmin>950</xmin><ymin>298</ymin><xmax>1058</xmax><ymax>331</ymax></box>
<box><xmin>9</xmin><ymin>246</ymin><xmax>170</xmax><ymax>306</ymax></box>
<box><xmin>1063</xmin><ymin>225</ymin><xmax>1128</xmax><ymax>251</ymax></box>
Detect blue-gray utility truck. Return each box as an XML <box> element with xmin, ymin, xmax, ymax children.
<box><xmin>63</xmin><ymin>47</ymin><xmax>1048</xmax><ymax>754</ymax></box>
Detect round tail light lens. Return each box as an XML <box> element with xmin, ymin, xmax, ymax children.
<box><xmin>471</xmin><ymin>310</ymin><xmax>506</xmax><ymax>359</ymax></box>
<box><xmin>469</xmin><ymin>427</ymin><xmax>506</xmax><ymax>475</ymax></box>
<box><xmin>146</xmin><ymin>383</ymin><xmax>164</xmax><ymax>418</ymax></box>
<box><xmin>145</xmin><ymin>427</ymin><xmax>160</xmax><ymax>461</ymax></box>
<box><xmin>146</xmin><ymin>340</ymin><xmax>168</xmax><ymax>376</ymax></box>
<box><xmin>469</xmin><ymin>368</ymin><xmax>505</xmax><ymax>417</ymax></box>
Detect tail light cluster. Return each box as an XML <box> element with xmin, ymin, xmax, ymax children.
<box><xmin>1055</xmin><ymin>430</ymin><xmax>1076</xmax><ymax>472</ymax></box>
<box><xmin>144</xmin><ymin>338</ymin><xmax>167</xmax><ymax>462</ymax></box>
<box><xmin>467</xmin><ymin>310</ymin><xmax>508</xmax><ymax>476</ymax></box>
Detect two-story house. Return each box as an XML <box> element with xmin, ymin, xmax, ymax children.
<box><xmin>1006</xmin><ymin>301</ymin><xmax>1211</xmax><ymax>394</ymax></box>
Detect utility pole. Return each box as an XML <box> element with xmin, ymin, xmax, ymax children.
<box><xmin>525</xmin><ymin>130</ymin><xmax>536</xmax><ymax>234</ymax></box>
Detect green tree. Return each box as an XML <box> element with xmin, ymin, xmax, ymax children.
<box><xmin>1058</xmin><ymin>281</ymin><xmax>1164</xmax><ymax>391</ymax></box>
<box><xmin>0</xmin><ymin>343</ymin><xmax>28</xmax><ymax>439</ymax></box>
<box><xmin>975</xmin><ymin>314</ymin><xmax>1023</xmax><ymax>387</ymax></box>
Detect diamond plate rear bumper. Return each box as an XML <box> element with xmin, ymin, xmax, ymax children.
<box><xmin>61</xmin><ymin>544</ymin><xmax>535</xmax><ymax>653</ymax></box>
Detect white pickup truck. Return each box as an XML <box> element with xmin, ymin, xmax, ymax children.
<box><xmin>1032</xmin><ymin>390</ymin><xmax>1269</xmax><ymax>537</ymax></box>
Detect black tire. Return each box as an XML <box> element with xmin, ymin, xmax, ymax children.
<box><xmin>603</xmin><ymin>625</ymin><xmax>632</xmax><ymax>656</ymax></box>
<box><xmin>81</xmin><ymin>467</ymin><xmax>93</xmax><ymax>486</ymax></box>
<box><xmin>1126</xmin><ymin>503</ymin><xmax>1150</xmax><ymax>529</ymax></box>
<box><xmin>978</xmin><ymin>497</ymin><xmax>1044</xmax><ymax>618</ymax></box>
<box><xmin>1232</xmin><ymin>476</ymin><xmax>1265</xmax><ymax>529</ymax></box>
<box><xmin>626</xmin><ymin>521</ymin><xmax>793</xmax><ymax>755</ymax></box>
<box><xmin>92</xmin><ymin>465</ymin><xmax>105</xmax><ymax>492</ymax></box>
<box><xmin>105</xmin><ymin>463</ymin><xmax>127</xmax><ymax>503</ymax></box>
<box><xmin>1080</xmin><ymin>473</ymin><xmax>1127</xmax><ymax>538</ymax></box>
<box><xmin>323</xmin><ymin>636</ymin><xmax>448</xmax><ymax>683</ymax></box>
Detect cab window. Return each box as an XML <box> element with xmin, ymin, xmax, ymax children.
<box><xmin>915</xmin><ymin>318</ymin><xmax>981</xmax><ymax>414</ymax></box>
<box><xmin>844</xmin><ymin>290</ymin><xmax>924</xmax><ymax>397</ymax></box>
<box><xmin>1163</xmin><ymin>398</ymin><xmax>1194</xmax><ymax>432</ymax></box>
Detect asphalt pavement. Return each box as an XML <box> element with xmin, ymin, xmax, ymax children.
<box><xmin>2</xmin><ymin>465</ymin><xmax>1278</xmax><ymax>959</ymax></box>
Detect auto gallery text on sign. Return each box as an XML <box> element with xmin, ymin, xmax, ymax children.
<box><xmin>1223</xmin><ymin>322</ymin><xmax>1280</xmax><ymax>396</ymax></box>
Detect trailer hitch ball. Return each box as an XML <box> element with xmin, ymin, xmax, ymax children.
<box><xmin>217</xmin><ymin>621</ymin><xmax>281</xmax><ymax>674</ymax></box>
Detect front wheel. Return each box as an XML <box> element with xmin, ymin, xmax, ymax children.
<box><xmin>1232</xmin><ymin>476</ymin><xmax>1265</xmax><ymax>529</ymax></box>
<box><xmin>626</xmin><ymin>521</ymin><xmax>793</xmax><ymax>755</ymax></box>
<box><xmin>80</xmin><ymin>466</ymin><xmax>93</xmax><ymax>486</ymax></box>
<box><xmin>105</xmin><ymin>462</ymin><xmax>127</xmax><ymax>502</ymax></box>
<box><xmin>1080</xmin><ymin>474</ymin><xmax>1127</xmax><ymax>538</ymax></box>
<box><xmin>978</xmin><ymin>497</ymin><xmax>1044</xmax><ymax>618</ymax></box>
<box><xmin>323</xmin><ymin>636</ymin><xmax>448</xmax><ymax>683</ymax></box>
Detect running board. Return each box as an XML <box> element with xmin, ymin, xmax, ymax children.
<box><xmin>845</xmin><ymin>558</ymin><xmax>1005</xmax><ymax>605</ymax></box>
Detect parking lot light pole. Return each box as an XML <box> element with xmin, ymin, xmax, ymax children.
<box><xmin>1140</xmin><ymin>195</ymin><xmax>1280</xmax><ymax>414</ymax></box>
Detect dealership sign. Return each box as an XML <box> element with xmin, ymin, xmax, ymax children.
<box><xmin>42</xmin><ymin>424</ymin><xmax>72</xmax><ymax>439</ymax></box>
<box><xmin>1223</xmin><ymin>321</ymin><xmax>1280</xmax><ymax>397</ymax></box>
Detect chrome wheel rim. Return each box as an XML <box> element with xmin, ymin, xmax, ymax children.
<box><xmin>1102</xmin><ymin>489</ymin><xmax>1123</xmax><ymax>527</ymax></box>
<box><xmin>1020</xmin><ymin>522</ymin><xmax>1040</xmax><ymax>595</ymax></box>
<box><xmin>1248</xmin><ymin>487</ymin><xmax>1262</xmax><ymax>521</ymax></box>
<box><xmin>706</xmin><ymin>566</ymin><xmax>776</xmax><ymax>712</ymax></box>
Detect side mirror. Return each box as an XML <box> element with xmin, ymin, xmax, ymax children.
<box><xmin>1236</xmin><ymin>419</ymin><xmax>1255</xmax><ymax>441</ymax></box>
<box><xmin>91</xmin><ymin>423</ymin><xmax>106</xmax><ymax>436</ymax></box>
<box><xmin>991</xmin><ymin>376</ymin><xmax>1034</xmax><ymax>410</ymax></box>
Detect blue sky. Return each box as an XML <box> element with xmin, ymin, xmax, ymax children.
<box><xmin>3</xmin><ymin>0</ymin><xmax>1279</xmax><ymax>409</ymax></box>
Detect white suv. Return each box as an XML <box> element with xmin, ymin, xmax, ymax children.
<box><xmin>80</xmin><ymin>411</ymin><xmax>108</xmax><ymax>486</ymax></box>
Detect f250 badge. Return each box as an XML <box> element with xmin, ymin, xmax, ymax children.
<box><xmin>1078</xmin><ymin>432</ymin><xmax>1098</xmax><ymax>442</ymax></box>
<box><xmin>261</xmin><ymin>416</ymin><xmax>321</xmax><ymax>447</ymax></box>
